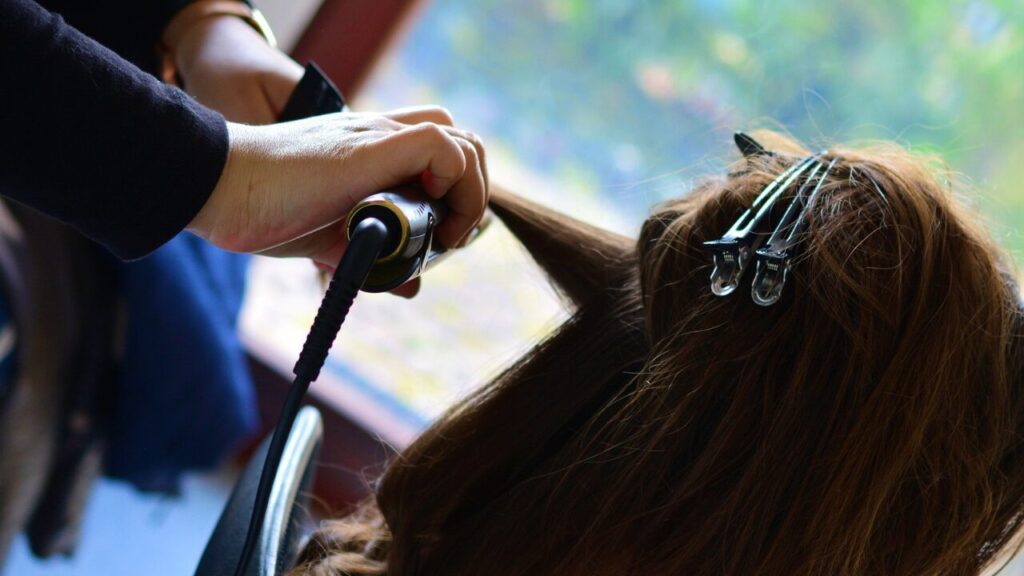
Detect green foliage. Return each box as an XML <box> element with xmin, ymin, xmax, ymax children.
<box><xmin>391</xmin><ymin>0</ymin><xmax>1023</xmax><ymax>252</ymax></box>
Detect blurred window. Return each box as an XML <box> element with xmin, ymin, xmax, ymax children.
<box><xmin>242</xmin><ymin>0</ymin><xmax>1023</xmax><ymax>445</ymax></box>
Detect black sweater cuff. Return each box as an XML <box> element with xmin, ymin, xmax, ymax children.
<box><xmin>0</xmin><ymin>0</ymin><xmax>229</xmax><ymax>260</ymax></box>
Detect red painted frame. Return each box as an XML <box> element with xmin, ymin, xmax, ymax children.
<box><xmin>291</xmin><ymin>0</ymin><xmax>427</xmax><ymax>98</ymax></box>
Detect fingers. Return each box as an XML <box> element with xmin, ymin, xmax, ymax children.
<box><xmin>257</xmin><ymin>222</ymin><xmax>348</xmax><ymax>266</ymax></box>
<box><xmin>382</xmin><ymin>108</ymin><xmax>488</xmax><ymax>199</ymax></box>
<box><xmin>376</xmin><ymin>107</ymin><xmax>485</xmax><ymax>187</ymax></box>
<box><xmin>333</xmin><ymin>106</ymin><xmax>454</xmax><ymax>133</ymax></box>
<box><xmin>362</xmin><ymin>123</ymin><xmax>487</xmax><ymax>249</ymax></box>
<box><xmin>433</xmin><ymin>134</ymin><xmax>487</xmax><ymax>248</ymax></box>
<box><xmin>383</xmin><ymin>105</ymin><xmax>455</xmax><ymax>127</ymax></box>
<box><xmin>264</xmin><ymin>223</ymin><xmax>420</xmax><ymax>299</ymax></box>
<box><xmin>385</xmin><ymin>122</ymin><xmax>467</xmax><ymax>197</ymax></box>
<box><xmin>382</xmin><ymin>108</ymin><xmax>489</xmax><ymax>248</ymax></box>
<box><xmin>381</xmin><ymin>107</ymin><xmax>489</xmax><ymax>223</ymax></box>
<box><xmin>258</xmin><ymin>106</ymin><xmax>487</xmax><ymax>300</ymax></box>
<box><xmin>389</xmin><ymin>278</ymin><xmax>421</xmax><ymax>299</ymax></box>
<box><xmin>457</xmin><ymin>129</ymin><xmax>488</xmax><ymax>226</ymax></box>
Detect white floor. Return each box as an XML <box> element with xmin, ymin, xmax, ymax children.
<box><xmin>2</xmin><ymin>470</ymin><xmax>235</xmax><ymax>576</ymax></box>
<box><xmin>990</xmin><ymin>551</ymin><xmax>1024</xmax><ymax>576</ymax></box>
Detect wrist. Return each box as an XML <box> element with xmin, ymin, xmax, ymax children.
<box><xmin>189</xmin><ymin>122</ymin><xmax>262</xmax><ymax>250</ymax></box>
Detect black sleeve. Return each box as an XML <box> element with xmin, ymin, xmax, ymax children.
<box><xmin>0</xmin><ymin>0</ymin><xmax>230</xmax><ymax>260</ymax></box>
<box><xmin>36</xmin><ymin>0</ymin><xmax>195</xmax><ymax>74</ymax></box>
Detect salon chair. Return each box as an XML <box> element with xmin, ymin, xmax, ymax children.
<box><xmin>194</xmin><ymin>405</ymin><xmax>322</xmax><ymax>576</ymax></box>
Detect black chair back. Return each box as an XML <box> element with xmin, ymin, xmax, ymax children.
<box><xmin>194</xmin><ymin>406</ymin><xmax>322</xmax><ymax>576</ymax></box>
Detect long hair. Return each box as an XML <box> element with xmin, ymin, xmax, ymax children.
<box><xmin>290</xmin><ymin>134</ymin><xmax>1024</xmax><ymax>575</ymax></box>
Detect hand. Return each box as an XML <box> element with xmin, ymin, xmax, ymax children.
<box><xmin>167</xmin><ymin>14</ymin><xmax>303</xmax><ymax>124</ymax></box>
<box><xmin>187</xmin><ymin>107</ymin><xmax>489</xmax><ymax>297</ymax></box>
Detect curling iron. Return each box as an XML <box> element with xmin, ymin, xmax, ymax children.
<box><xmin>346</xmin><ymin>186</ymin><xmax>451</xmax><ymax>292</ymax></box>
<box><xmin>231</xmin><ymin>65</ymin><xmax>461</xmax><ymax>576</ymax></box>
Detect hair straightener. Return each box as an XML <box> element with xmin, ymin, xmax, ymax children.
<box><xmin>231</xmin><ymin>63</ymin><xmax>449</xmax><ymax>576</ymax></box>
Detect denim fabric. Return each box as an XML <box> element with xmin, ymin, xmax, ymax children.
<box><xmin>104</xmin><ymin>234</ymin><xmax>256</xmax><ymax>492</ymax></box>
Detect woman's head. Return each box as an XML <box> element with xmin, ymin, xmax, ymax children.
<box><xmin>292</xmin><ymin>133</ymin><xmax>1024</xmax><ymax>575</ymax></box>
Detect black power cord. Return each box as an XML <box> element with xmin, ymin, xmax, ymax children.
<box><xmin>233</xmin><ymin>217</ymin><xmax>389</xmax><ymax>576</ymax></box>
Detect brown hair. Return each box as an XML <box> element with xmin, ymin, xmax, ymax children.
<box><xmin>290</xmin><ymin>134</ymin><xmax>1024</xmax><ymax>575</ymax></box>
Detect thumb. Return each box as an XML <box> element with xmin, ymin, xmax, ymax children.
<box><xmin>260</xmin><ymin>220</ymin><xmax>424</xmax><ymax>299</ymax></box>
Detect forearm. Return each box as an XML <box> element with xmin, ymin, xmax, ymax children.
<box><xmin>0</xmin><ymin>0</ymin><xmax>229</xmax><ymax>259</ymax></box>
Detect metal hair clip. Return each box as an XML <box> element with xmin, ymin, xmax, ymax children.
<box><xmin>750</xmin><ymin>157</ymin><xmax>837</xmax><ymax>306</ymax></box>
<box><xmin>703</xmin><ymin>154</ymin><xmax>823</xmax><ymax>296</ymax></box>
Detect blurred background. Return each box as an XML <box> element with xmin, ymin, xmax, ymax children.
<box><xmin>246</xmin><ymin>0</ymin><xmax>1024</xmax><ymax>446</ymax></box>
<box><xmin>7</xmin><ymin>0</ymin><xmax>1021</xmax><ymax>573</ymax></box>
<box><xmin>367</xmin><ymin>0</ymin><xmax>1023</xmax><ymax>228</ymax></box>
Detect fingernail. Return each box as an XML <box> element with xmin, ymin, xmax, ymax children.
<box><xmin>421</xmin><ymin>170</ymin><xmax>435</xmax><ymax>191</ymax></box>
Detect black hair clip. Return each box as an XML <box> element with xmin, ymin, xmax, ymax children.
<box><xmin>703</xmin><ymin>153</ymin><xmax>824</xmax><ymax>297</ymax></box>
<box><xmin>750</xmin><ymin>158</ymin><xmax>837</xmax><ymax>306</ymax></box>
<box><xmin>733</xmin><ymin>132</ymin><xmax>773</xmax><ymax>158</ymax></box>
